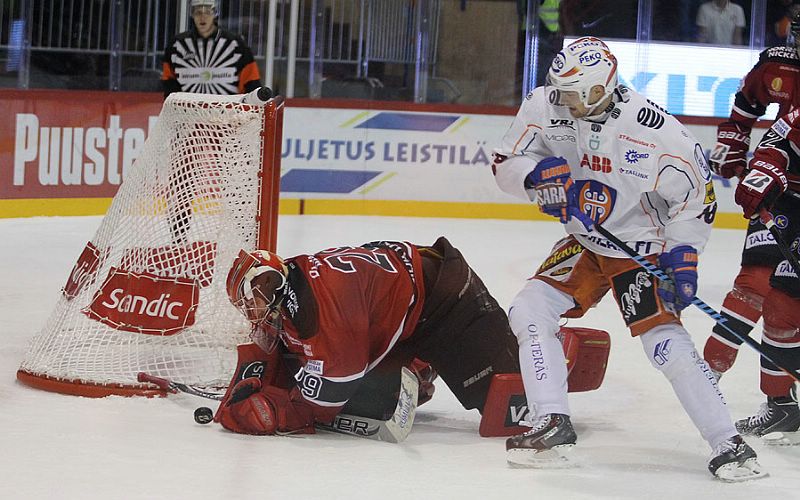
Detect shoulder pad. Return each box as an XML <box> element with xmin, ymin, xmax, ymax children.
<box><xmin>759</xmin><ymin>46</ymin><xmax>800</xmax><ymax>64</ymax></box>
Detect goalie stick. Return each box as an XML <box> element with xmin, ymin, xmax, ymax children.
<box><xmin>137</xmin><ymin>367</ymin><xmax>418</xmax><ymax>443</ymax></box>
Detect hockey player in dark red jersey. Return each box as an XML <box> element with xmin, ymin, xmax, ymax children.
<box><xmin>161</xmin><ymin>0</ymin><xmax>262</xmax><ymax>97</ymax></box>
<box><xmin>728</xmin><ymin>109</ymin><xmax>800</xmax><ymax>444</ymax></box>
<box><xmin>703</xmin><ymin>12</ymin><xmax>800</xmax><ymax>439</ymax></box>
<box><xmin>212</xmin><ymin>237</ymin><xmax>524</xmax><ymax>436</ymax></box>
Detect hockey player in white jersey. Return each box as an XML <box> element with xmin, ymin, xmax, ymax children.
<box><xmin>492</xmin><ymin>37</ymin><xmax>765</xmax><ymax>481</ymax></box>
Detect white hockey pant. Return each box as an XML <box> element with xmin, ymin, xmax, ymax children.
<box><xmin>508</xmin><ymin>279</ymin><xmax>575</xmax><ymax>418</ymax></box>
<box><xmin>640</xmin><ymin>323</ymin><xmax>738</xmax><ymax>449</ymax></box>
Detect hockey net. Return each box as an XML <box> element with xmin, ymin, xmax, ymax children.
<box><xmin>17</xmin><ymin>91</ymin><xmax>283</xmax><ymax>397</ymax></box>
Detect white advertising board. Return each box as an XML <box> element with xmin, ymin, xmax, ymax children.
<box><xmin>280</xmin><ymin>106</ymin><xmax>754</xmax><ymax>221</ymax></box>
<box><xmin>570</xmin><ymin>38</ymin><xmax>775</xmax><ymax>120</ymax></box>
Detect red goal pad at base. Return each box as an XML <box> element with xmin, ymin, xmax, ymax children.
<box><xmin>479</xmin><ymin>326</ymin><xmax>610</xmax><ymax>437</ymax></box>
<box><xmin>17</xmin><ymin>90</ymin><xmax>284</xmax><ymax>397</ymax></box>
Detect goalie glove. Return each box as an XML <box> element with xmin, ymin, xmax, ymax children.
<box><xmin>657</xmin><ymin>246</ymin><xmax>699</xmax><ymax>312</ymax></box>
<box><xmin>709</xmin><ymin>121</ymin><xmax>750</xmax><ymax>179</ymax></box>
<box><xmin>525</xmin><ymin>156</ymin><xmax>578</xmax><ymax>224</ymax></box>
<box><xmin>735</xmin><ymin>155</ymin><xmax>788</xmax><ymax>219</ymax></box>
<box><xmin>215</xmin><ymin>377</ymin><xmax>316</xmax><ymax>435</ymax></box>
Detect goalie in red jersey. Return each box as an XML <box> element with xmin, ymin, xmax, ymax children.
<box><xmin>213</xmin><ymin>237</ymin><xmax>525</xmax><ymax>436</ymax></box>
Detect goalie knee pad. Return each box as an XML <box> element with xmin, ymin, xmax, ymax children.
<box><xmin>478</xmin><ymin>326</ymin><xmax>610</xmax><ymax>437</ymax></box>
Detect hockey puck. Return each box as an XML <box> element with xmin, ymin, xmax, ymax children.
<box><xmin>194</xmin><ymin>406</ymin><xmax>214</xmax><ymax>424</ymax></box>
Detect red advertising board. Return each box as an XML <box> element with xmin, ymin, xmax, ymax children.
<box><xmin>83</xmin><ymin>267</ymin><xmax>199</xmax><ymax>335</ymax></box>
<box><xmin>0</xmin><ymin>89</ymin><xmax>162</xmax><ymax>200</ymax></box>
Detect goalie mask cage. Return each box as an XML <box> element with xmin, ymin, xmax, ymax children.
<box><xmin>17</xmin><ymin>92</ymin><xmax>284</xmax><ymax>397</ymax></box>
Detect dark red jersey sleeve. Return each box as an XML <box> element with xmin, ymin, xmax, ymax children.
<box><xmin>753</xmin><ymin>107</ymin><xmax>800</xmax><ymax>189</ymax></box>
<box><xmin>731</xmin><ymin>46</ymin><xmax>800</xmax><ymax>131</ymax></box>
<box><xmin>278</xmin><ymin>241</ymin><xmax>425</xmax><ymax>422</ymax></box>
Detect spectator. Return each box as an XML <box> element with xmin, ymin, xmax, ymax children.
<box><xmin>558</xmin><ymin>0</ymin><xmax>638</xmax><ymax>39</ymax></box>
<box><xmin>770</xmin><ymin>0</ymin><xmax>800</xmax><ymax>45</ymax></box>
<box><xmin>161</xmin><ymin>0</ymin><xmax>262</xmax><ymax>98</ymax></box>
<box><xmin>516</xmin><ymin>0</ymin><xmax>566</xmax><ymax>94</ymax></box>
<box><xmin>696</xmin><ymin>0</ymin><xmax>747</xmax><ymax>45</ymax></box>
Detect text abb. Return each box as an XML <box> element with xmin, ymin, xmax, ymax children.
<box><xmin>580</xmin><ymin>154</ymin><xmax>612</xmax><ymax>173</ymax></box>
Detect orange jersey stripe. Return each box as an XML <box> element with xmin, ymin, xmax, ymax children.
<box><xmin>238</xmin><ymin>62</ymin><xmax>262</xmax><ymax>93</ymax></box>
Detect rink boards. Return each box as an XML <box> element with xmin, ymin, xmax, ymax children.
<box><xmin>0</xmin><ymin>90</ymin><xmax>764</xmax><ymax>229</ymax></box>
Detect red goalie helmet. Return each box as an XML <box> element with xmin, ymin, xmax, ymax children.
<box><xmin>227</xmin><ymin>249</ymin><xmax>288</xmax><ymax>352</ymax></box>
<box><xmin>226</xmin><ymin>249</ymin><xmax>288</xmax><ymax>351</ymax></box>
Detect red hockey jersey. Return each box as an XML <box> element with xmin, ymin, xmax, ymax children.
<box><xmin>730</xmin><ymin>45</ymin><xmax>800</xmax><ymax>129</ymax></box>
<box><xmin>277</xmin><ymin>241</ymin><xmax>426</xmax><ymax>420</ymax></box>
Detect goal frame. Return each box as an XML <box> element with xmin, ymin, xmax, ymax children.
<box><xmin>16</xmin><ymin>94</ymin><xmax>285</xmax><ymax>398</ymax></box>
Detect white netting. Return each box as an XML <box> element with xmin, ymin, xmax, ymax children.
<box><xmin>19</xmin><ymin>92</ymin><xmax>281</xmax><ymax>394</ymax></box>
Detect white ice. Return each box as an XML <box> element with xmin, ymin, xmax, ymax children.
<box><xmin>1</xmin><ymin>215</ymin><xmax>796</xmax><ymax>499</ymax></box>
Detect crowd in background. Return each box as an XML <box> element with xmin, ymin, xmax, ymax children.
<box><xmin>532</xmin><ymin>0</ymin><xmax>800</xmax><ymax>46</ymax></box>
<box><xmin>3</xmin><ymin>0</ymin><xmax>800</xmax><ymax>104</ymax></box>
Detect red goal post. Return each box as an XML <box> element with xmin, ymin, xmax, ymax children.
<box><xmin>17</xmin><ymin>91</ymin><xmax>284</xmax><ymax>397</ymax></box>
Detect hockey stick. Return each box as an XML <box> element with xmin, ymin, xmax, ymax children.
<box><xmin>759</xmin><ymin>209</ymin><xmax>800</xmax><ymax>276</ymax></box>
<box><xmin>571</xmin><ymin>216</ymin><xmax>800</xmax><ymax>382</ymax></box>
<box><xmin>137</xmin><ymin>368</ymin><xmax>418</xmax><ymax>443</ymax></box>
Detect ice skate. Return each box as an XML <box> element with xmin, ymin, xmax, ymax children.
<box><xmin>506</xmin><ymin>413</ymin><xmax>577</xmax><ymax>468</ymax></box>
<box><xmin>735</xmin><ymin>396</ymin><xmax>800</xmax><ymax>445</ymax></box>
<box><xmin>708</xmin><ymin>435</ymin><xmax>768</xmax><ymax>482</ymax></box>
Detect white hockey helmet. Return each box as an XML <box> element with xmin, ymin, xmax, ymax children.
<box><xmin>190</xmin><ymin>0</ymin><xmax>217</xmax><ymax>15</ymax></box>
<box><xmin>546</xmin><ymin>37</ymin><xmax>618</xmax><ymax>115</ymax></box>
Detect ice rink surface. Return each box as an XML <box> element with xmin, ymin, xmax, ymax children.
<box><xmin>1</xmin><ymin>214</ymin><xmax>796</xmax><ymax>499</ymax></box>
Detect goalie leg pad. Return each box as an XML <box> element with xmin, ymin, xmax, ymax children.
<box><xmin>559</xmin><ymin>326</ymin><xmax>610</xmax><ymax>393</ymax></box>
<box><xmin>478</xmin><ymin>326</ymin><xmax>610</xmax><ymax>437</ymax></box>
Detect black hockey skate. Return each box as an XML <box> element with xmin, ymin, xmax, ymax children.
<box><xmin>506</xmin><ymin>413</ymin><xmax>577</xmax><ymax>468</ymax></box>
<box><xmin>735</xmin><ymin>395</ymin><xmax>800</xmax><ymax>445</ymax></box>
<box><xmin>708</xmin><ymin>435</ymin><xmax>767</xmax><ymax>482</ymax></box>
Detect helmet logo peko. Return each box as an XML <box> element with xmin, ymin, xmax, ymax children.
<box><xmin>578</xmin><ymin>51</ymin><xmax>602</xmax><ymax>66</ymax></box>
<box><xmin>546</xmin><ymin>37</ymin><xmax>618</xmax><ymax>116</ymax></box>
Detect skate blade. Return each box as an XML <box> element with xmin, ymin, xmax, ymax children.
<box><xmin>762</xmin><ymin>430</ymin><xmax>800</xmax><ymax>446</ymax></box>
<box><xmin>506</xmin><ymin>444</ymin><xmax>576</xmax><ymax>469</ymax></box>
<box><xmin>714</xmin><ymin>458</ymin><xmax>769</xmax><ymax>483</ymax></box>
